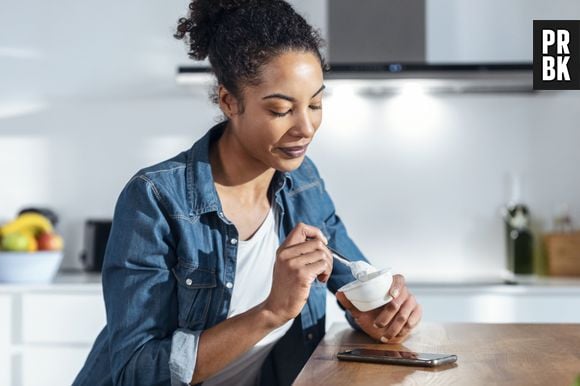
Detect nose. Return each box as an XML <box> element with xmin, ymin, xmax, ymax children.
<box><xmin>290</xmin><ymin>109</ymin><xmax>316</xmax><ymax>138</ymax></box>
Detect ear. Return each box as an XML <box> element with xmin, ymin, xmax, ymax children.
<box><xmin>217</xmin><ymin>85</ymin><xmax>241</xmax><ymax>119</ymax></box>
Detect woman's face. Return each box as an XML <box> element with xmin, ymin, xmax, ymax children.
<box><xmin>224</xmin><ymin>51</ymin><xmax>324</xmax><ymax>173</ymax></box>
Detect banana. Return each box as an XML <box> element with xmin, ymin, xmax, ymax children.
<box><xmin>0</xmin><ymin>212</ymin><xmax>53</xmax><ymax>237</ymax></box>
<box><xmin>23</xmin><ymin>232</ymin><xmax>38</xmax><ymax>252</ymax></box>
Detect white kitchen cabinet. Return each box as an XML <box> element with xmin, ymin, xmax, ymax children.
<box><xmin>20</xmin><ymin>347</ymin><xmax>96</xmax><ymax>386</ymax></box>
<box><xmin>0</xmin><ymin>274</ymin><xmax>104</xmax><ymax>386</ymax></box>
<box><xmin>21</xmin><ymin>293</ymin><xmax>105</xmax><ymax>344</ymax></box>
<box><xmin>326</xmin><ymin>277</ymin><xmax>580</xmax><ymax>329</ymax></box>
<box><xmin>1</xmin><ymin>295</ymin><xmax>12</xmax><ymax>386</ymax></box>
<box><xmin>410</xmin><ymin>284</ymin><xmax>580</xmax><ymax>323</ymax></box>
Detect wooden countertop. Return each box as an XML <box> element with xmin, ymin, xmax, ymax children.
<box><xmin>294</xmin><ymin>323</ymin><xmax>580</xmax><ymax>386</ymax></box>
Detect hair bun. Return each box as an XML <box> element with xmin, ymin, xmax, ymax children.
<box><xmin>175</xmin><ymin>0</ymin><xmax>266</xmax><ymax>60</ymax></box>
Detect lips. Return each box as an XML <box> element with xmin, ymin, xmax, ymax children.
<box><xmin>278</xmin><ymin>144</ymin><xmax>309</xmax><ymax>158</ymax></box>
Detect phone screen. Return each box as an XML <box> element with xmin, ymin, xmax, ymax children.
<box><xmin>337</xmin><ymin>348</ymin><xmax>457</xmax><ymax>367</ymax></box>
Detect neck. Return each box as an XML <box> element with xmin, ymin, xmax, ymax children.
<box><xmin>210</xmin><ymin>123</ymin><xmax>276</xmax><ymax>204</ymax></box>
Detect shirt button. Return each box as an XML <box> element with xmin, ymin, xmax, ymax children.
<box><xmin>225</xmin><ymin>282</ymin><xmax>233</xmax><ymax>289</ymax></box>
<box><xmin>185</xmin><ymin>278</ymin><xmax>193</xmax><ymax>286</ymax></box>
<box><xmin>307</xmin><ymin>333</ymin><xmax>314</xmax><ymax>340</ymax></box>
<box><xmin>230</xmin><ymin>238</ymin><xmax>238</xmax><ymax>245</ymax></box>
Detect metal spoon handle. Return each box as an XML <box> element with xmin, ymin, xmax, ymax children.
<box><xmin>305</xmin><ymin>236</ymin><xmax>353</xmax><ymax>267</ymax></box>
<box><xmin>327</xmin><ymin>246</ymin><xmax>352</xmax><ymax>267</ymax></box>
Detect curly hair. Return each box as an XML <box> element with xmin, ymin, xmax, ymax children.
<box><xmin>174</xmin><ymin>0</ymin><xmax>326</xmax><ymax>106</ymax></box>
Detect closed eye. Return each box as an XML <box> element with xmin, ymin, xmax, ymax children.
<box><xmin>270</xmin><ymin>109</ymin><xmax>291</xmax><ymax>117</ymax></box>
<box><xmin>270</xmin><ymin>104</ymin><xmax>321</xmax><ymax>118</ymax></box>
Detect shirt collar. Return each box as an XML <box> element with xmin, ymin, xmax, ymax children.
<box><xmin>186</xmin><ymin>121</ymin><xmax>293</xmax><ymax>216</ymax></box>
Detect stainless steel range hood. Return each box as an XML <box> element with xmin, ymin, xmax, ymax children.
<box><xmin>176</xmin><ymin>64</ymin><xmax>533</xmax><ymax>94</ymax></box>
<box><xmin>323</xmin><ymin>63</ymin><xmax>533</xmax><ymax>94</ymax></box>
<box><xmin>178</xmin><ymin>0</ymin><xmax>577</xmax><ymax>93</ymax></box>
<box><xmin>321</xmin><ymin>0</ymin><xmax>533</xmax><ymax>93</ymax></box>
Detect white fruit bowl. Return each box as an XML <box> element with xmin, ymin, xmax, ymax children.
<box><xmin>0</xmin><ymin>251</ymin><xmax>63</xmax><ymax>283</ymax></box>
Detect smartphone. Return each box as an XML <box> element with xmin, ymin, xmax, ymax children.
<box><xmin>337</xmin><ymin>348</ymin><xmax>457</xmax><ymax>367</ymax></box>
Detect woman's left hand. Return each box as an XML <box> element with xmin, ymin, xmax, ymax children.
<box><xmin>336</xmin><ymin>274</ymin><xmax>422</xmax><ymax>344</ymax></box>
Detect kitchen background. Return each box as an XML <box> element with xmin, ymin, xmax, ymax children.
<box><xmin>2</xmin><ymin>1</ymin><xmax>580</xmax><ymax>385</ymax></box>
<box><xmin>2</xmin><ymin>0</ymin><xmax>579</xmax><ymax>278</ymax></box>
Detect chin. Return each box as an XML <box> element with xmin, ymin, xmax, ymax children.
<box><xmin>273</xmin><ymin>156</ymin><xmax>305</xmax><ymax>173</ymax></box>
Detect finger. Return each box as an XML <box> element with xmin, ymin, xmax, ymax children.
<box><xmin>280</xmin><ymin>222</ymin><xmax>327</xmax><ymax>249</ymax></box>
<box><xmin>384</xmin><ymin>322</ymin><xmax>412</xmax><ymax>344</ymax></box>
<box><xmin>397</xmin><ymin>318</ymin><xmax>417</xmax><ymax>337</ymax></box>
<box><xmin>282</xmin><ymin>240</ymin><xmax>333</xmax><ymax>282</ymax></box>
<box><xmin>373</xmin><ymin>286</ymin><xmax>409</xmax><ymax>328</ymax></box>
<box><xmin>396</xmin><ymin>325</ymin><xmax>411</xmax><ymax>339</ymax></box>
<box><xmin>391</xmin><ymin>305</ymin><xmax>422</xmax><ymax>343</ymax></box>
<box><xmin>392</xmin><ymin>319</ymin><xmax>416</xmax><ymax>343</ymax></box>
<box><xmin>372</xmin><ymin>275</ymin><xmax>407</xmax><ymax>327</ymax></box>
<box><xmin>287</xmin><ymin>251</ymin><xmax>331</xmax><ymax>274</ymax></box>
<box><xmin>406</xmin><ymin>304</ymin><xmax>423</xmax><ymax>329</ymax></box>
<box><xmin>389</xmin><ymin>274</ymin><xmax>406</xmax><ymax>299</ymax></box>
<box><xmin>381</xmin><ymin>295</ymin><xmax>417</xmax><ymax>341</ymax></box>
<box><xmin>289</xmin><ymin>251</ymin><xmax>328</xmax><ymax>266</ymax></box>
<box><xmin>336</xmin><ymin>291</ymin><xmax>362</xmax><ymax>318</ymax></box>
<box><xmin>316</xmin><ymin>267</ymin><xmax>332</xmax><ymax>283</ymax></box>
<box><xmin>281</xmin><ymin>239</ymin><xmax>332</xmax><ymax>262</ymax></box>
<box><xmin>301</xmin><ymin>258</ymin><xmax>332</xmax><ymax>282</ymax></box>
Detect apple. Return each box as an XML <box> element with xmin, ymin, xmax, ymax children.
<box><xmin>36</xmin><ymin>232</ymin><xmax>64</xmax><ymax>251</ymax></box>
<box><xmin>1</xmin><ymin>232</ymin><xmax>33</xmax><ymax>251</ymax></box>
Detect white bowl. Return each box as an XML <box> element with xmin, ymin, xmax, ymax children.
<box><xmin>338</xmin><ymin>268</ymin><xmax>393</xmax><ymax>312</ymax></box>
<box><xmin>0</xmin><ymin>251</ymin><xmax>63</xmax><ymax>283</ymax></box>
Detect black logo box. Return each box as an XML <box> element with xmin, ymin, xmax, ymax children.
<box><xmin>533</xmin><ymin>20</ymin><xmax>580</xmax><ymax>90</ymax></box>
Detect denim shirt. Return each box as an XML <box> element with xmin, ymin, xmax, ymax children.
<box><xmin>73</xmin><ymin>122</ymin><xmax>369</xmax><ymax>386</ymax></box>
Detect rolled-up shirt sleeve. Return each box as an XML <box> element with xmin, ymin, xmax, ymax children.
<box><xmin>169</xmin><ymin>329</ymin><xmax>202</xmax><ymax>385</ymax></box>
<box><xmin>103</xmin><ymin>174</ymin><xmax>199</xmax><ymax>385</ymax></box>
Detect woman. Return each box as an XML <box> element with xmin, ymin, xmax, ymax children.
<box><xmin>74</xmin><ymin>1</ymin><xmax>421</xmax><ymax>385</ymax></box>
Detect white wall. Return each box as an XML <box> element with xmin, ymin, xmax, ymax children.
<box><xmin>0</xmin><ymin>97</ymin><xmax>217</xmax><ymax>269</ymax></box>
<box><xmin>0</xmin><ymin>0</ymin><xmax>211</xmax><ymax>268</ymax></box>
<box><xmin>426</xmin><ymin>0</ymin><xmax>580</xmax><ymax>63</ymax></box>
<box><xmin>1</xmin><ymin>1</ymin><xmax>580</xmax><ymax>277</ymax></box>
<box><xmin>528</xmin><ymin>92</ymin><xmax>580</xmax><ymax>229</ymax></box>
<box><xmin>315</xmin><ymin>88</ymin><xmax>580</xmax><ymax>280</ymax></box>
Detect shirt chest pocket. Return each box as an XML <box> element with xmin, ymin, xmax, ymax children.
<box><xmin>172</xmin><ymin>263</ymin><xmax>217</xmax><ymax>329</ymax></box>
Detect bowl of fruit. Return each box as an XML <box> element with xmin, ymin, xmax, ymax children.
<box><xmin>0</xmin><ymin>210</ymin><xmax>64</xmax><ymax>283</ymax></box>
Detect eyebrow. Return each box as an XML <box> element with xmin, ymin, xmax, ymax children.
<box><xmin>262</xmin><ymin>84</ymin><xmax>326</xmax><ymax>102</ymax></box>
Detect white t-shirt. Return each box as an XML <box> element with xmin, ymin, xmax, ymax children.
<box><xmin>202</xmin><ymin>205</ymin><xmax>294</xmax><ymax>386</ymax></box>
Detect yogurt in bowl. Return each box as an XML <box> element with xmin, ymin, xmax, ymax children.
<box><xmin>338</xmin><ymin>268</ymin><xmax>393</xmax><ymax>312</ymax></box>
<box><xmin>349</xmin><ymin>260</ymin><xmax>378</xmax><ymax>281</ymax></box>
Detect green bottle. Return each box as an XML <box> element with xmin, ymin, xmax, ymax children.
<box><xmin>504</xmin><ymin>204</ymin><xmax>534</xmax><ymax>275</ymax></box>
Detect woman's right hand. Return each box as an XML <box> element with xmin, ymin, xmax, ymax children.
<box><xmin>262</xmin><ymin>222</ymin><xmax>333</xmax><ymax>327</ymax></box>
